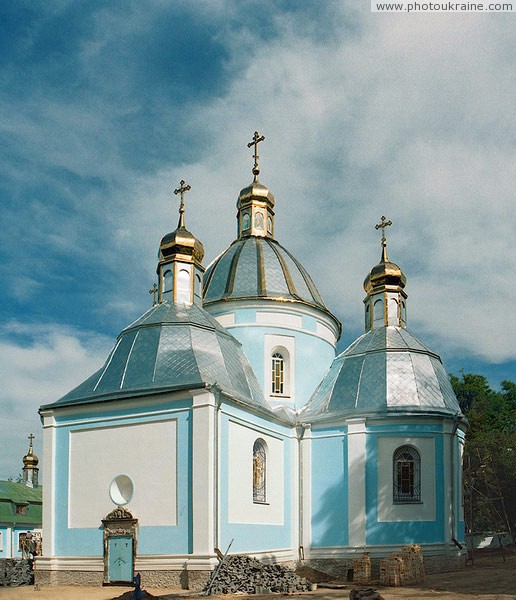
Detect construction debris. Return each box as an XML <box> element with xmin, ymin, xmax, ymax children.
<box><xmin>352</xmin><ymin>552</ymin><xmax>371</xmax><ymax>584</ymax></box>
<box><xmin>379</xmin><ymin>544</ymin><xmax>425</xmax><ymax>586</ymax></box>
<box><xmin>349</xmin><ymin>588</ymin><xmax>385</xmax><ymax>600</ymax></box>
<box><xmin>202</xmin><ymin>554</ymin><xmax>313</xmax><ymax>595</ymax></box>
<box><xmin>0</xmin><ymin>559</ymin><xmax>33</xmax><ymax>586</ymax></box>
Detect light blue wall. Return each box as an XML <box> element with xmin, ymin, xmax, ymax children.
<box><xmin>212</xmin><ymin>307</ymin><xmax>336</xmax><ymax>409</ymax></box>
<box><xmin>365</xmin><ymin>425</ymin><xmax>445</xmax><ymax>545</ymax></box>
<box><xmin>310</xmin><ymin>427</ymin><xmax>348</xmax><ymax>547</ymax></box>
<box><xmin>53</xmin><ymin>399</ymin><xmax>193</xmax><ymax>557</ymax></box>
<box><xmin>218</xmin><ymin>404</ymin><xmax>294</xmax><ymax>553</ymax></box>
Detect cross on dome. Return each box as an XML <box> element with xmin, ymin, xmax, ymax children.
<box><xmin>375</xmin><ymin>215</ymin><xmax>392</xmax><ymax>262</ymax></box>
<box><xmin>149</xmin><ymin>283</ymin><xmax>158</xmax><ymax>306</ymax></box>
<box><xmin>247</xmin><ymin>131</ymin><xmax>265</xmax><ymax>181</ymax></box>
<box><xmin>174</xmin><ymin>179</ymin><xmax>191</xmax><ymax>228</ymax></box>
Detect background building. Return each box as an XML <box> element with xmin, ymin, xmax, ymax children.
<box><xmin>0</xmin><ymin>436</ymin><xmax>42</xmax><ymax>559</ymax></box>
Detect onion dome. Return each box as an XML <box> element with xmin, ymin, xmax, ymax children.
<box><xmin>23</xmin><ymin>435</ymin><xmax>39</xmax><ymax>468</ymax></box>
<box><xmin>43</xmin><ymin>302</ymin><xmax>268</xmax><ymax>412</ymax></box>
<box><xmin>301</xmin><ymin>327</ymin><xmax>463</xmax><ymax>423</ymax></box>
<box><xmin>203</xmin><ymin>236</ymin><xmax>329</xmax><ymax>311</ymax></box>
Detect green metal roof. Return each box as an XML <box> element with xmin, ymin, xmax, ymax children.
<box><xmin>0</xmin><ymin>481</ymin><xmax>42</xmax><ymax>526</ymax></box>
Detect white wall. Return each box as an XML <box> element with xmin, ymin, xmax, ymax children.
<box><xmin>227</xmin><ymin>420</ymin><xmax>284</xmax><ymax>525</ymax></box>
<box><xmin>68</xmin><ymin>419</ymin><xmax>177</xmax><ymax>528</ymax></box>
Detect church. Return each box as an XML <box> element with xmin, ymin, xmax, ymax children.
<box><xmin>36</xmin><ymin>133</ymin><xmax>467</xmax><ymax>587</ymax></box>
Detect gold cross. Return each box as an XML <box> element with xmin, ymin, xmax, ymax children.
<box><xmin>174</xmin><ymin>179</ymin><xmax>191</xmax><ymax>227</ymax></box>
<box><xmin>149</xmin><ymin>283</ymin><xmax>158</xmax><ymax>306</ymax></box>
<box><xmin>247</xmin><ymin>131</ymin><xmax>265</xmax><ymax>180</ymax></box>
<box><xmin>375</xmin><ymin>215</ymin><xmax>392</xmax><ymax>245</ymax></box>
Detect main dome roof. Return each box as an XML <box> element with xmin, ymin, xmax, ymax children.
<box><xmin>301</xmin><ymin>326</ymin><xmax>463</xmax><ymax>423</ymax></box>
<box><xmin>203</xmin><ymin>236</ymin><xmax>328</xmax><ymax>310</ymax></box>
<box><xmin>43</xmin><ymin>302</ymin><xmax>267</xmax><ymax>411</ymax></box>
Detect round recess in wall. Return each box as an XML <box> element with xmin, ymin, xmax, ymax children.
<box><xmin>109</xmin><ymin>474</ymin><xmax>134</xmax><ymax>506</ymax></box>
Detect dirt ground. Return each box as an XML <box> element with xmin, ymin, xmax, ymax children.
<box><xmin>0</xmin><ymin>550</ymin><xmax>514</xmax><ymax>600</ymax></box>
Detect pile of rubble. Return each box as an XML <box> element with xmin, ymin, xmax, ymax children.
<box><xmin>203</xmin><ymin>555</ymin><xmax>313</xmax><ymax>595</ymax></box>
<box><xmin>0</xmin><ymin>559</ymin><xmax>33</xmax><ymax>586</ymax></box>
<box><xmin>379</xmin><ymin>544</ymin><xmax>425</xmax><ymax>586</ymax></box>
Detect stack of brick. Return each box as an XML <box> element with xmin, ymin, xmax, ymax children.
<box><xmin>352</xmin><ymin>552</ymin><xmax>371</xmax><ymax>584</ymax></box>
<box><xmin>379</xmin><ymin>544</ymin><xmax>425</xmax><ymax>587</ymax></box>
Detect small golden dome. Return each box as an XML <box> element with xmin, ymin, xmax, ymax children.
<box><xmin>159</xmin><ymin>226</ymin><xmax>205</xmax><ymax>265</ymax></box>
<box><xmin>237</xmin><ymin>180</ymin><xmax>275</xmax><ymax>208</ymax></box>
<box><xmin>363</xmin><ymin>257</ymin><xmax>406</xmax><ymax>294</ymax></box>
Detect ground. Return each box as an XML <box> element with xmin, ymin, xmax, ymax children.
<box><xmin>0</xmin><ymin>551</ymin><xmax>514</xmax><ymax>600</ymax></box>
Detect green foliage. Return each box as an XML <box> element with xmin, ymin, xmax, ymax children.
<box><xmin>451</xmin><ymin>373</ymin><xmax>516</xmax><ymax>536</ymax></box>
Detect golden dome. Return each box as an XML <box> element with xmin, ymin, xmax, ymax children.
<box><xmin>363</xmin><ymin>254</ymin><xmax>406</xmax><ymax>294</ymax></box>
<box><xmin>237</xmin><ymin>180</ymin><xmax>275</xmax><ymax>208</ymax></box>
<box><xmin>159</xmin><ymin>226</ymin><xmax>205</xmax><ymax>265</ymax></box>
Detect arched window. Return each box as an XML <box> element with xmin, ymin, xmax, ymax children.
<box><xmin>242</xmin><ymin>212</ymin><xmax>250</xmax><ymax>231</ymax></box>
<box><xmin>254</xmin><ymin>212</ymin><xmax>264</xmax><ymax>230</ymax></box>
<box><xmin>253</xmin><ymin>439</ymin><xmax>267</xmax><ymax>503</ymax></box>
<box><xmin>373</xmin><ymin>298</ymin><xmax>384</xmax><ymax>326</ymax></box>
<box><xmin>388</xmin><ymin>297</ymin><xmax>399</xmax><ymax>326</ymax></box>
<box><xmin>271</xmin><ymin>353</ymin><xmax>284</xmax><ymax>394</ymax></box>
<box><xmin>365</xmin><ymin>303</ymin><xmax>371</xmax><ymax>329</ymax></box>
<box><xmin>393</xmin><ymin>446</ymin><xmax>421</xmax><ymax>503</ymax></box>
<box><xmin>176</xmin><ymin>268</ymin><xmax>190</xmax><ymax>303</ymax></box>
<box><xmin>194</xmin><ymin>273</ymin><xmax>202</xmax><ymax>303</ymax></box>
<box><xmin>163</xmin><ymin>270</ymin><xmax>173</xmax><ymax>301</ymax></box>
<box><xmin>267</xmin><ymin>216</ymin><xmax>273</xmax><ymax>234</ymax></box>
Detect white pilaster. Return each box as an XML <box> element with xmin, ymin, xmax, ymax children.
<box><xmin>41</xmin><ymin>411</ymin><xmax>56</xmax><ymax>557</ymax></box>
<box><xmin>347</xmin><ymin>418</ymin><xmax>367</xmax><ymax>547</ymax></box>
<box><xmin>191</xmin><ymin>391</ymin><xmax>217</xmax><ymax>555</ymax></box>
<box><xmin>300</xmin><ymin>425</ymin><xmax>312</xmax><ymax>558</ymax></box>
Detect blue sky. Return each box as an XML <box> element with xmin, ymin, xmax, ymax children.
<box><xmin>1</xmin><ymin>1</ymin><xmax>515</xmax><ymax>478</ymax></box>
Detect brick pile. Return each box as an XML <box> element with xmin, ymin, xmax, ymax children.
<box><xmin>202</xmin><ymin>555</ymin><xmax>312</xmax><ymax>595</ymax></box>
<box><xmin>352</xmin><ymin>552</ymin><xmax>371</xmax><ymax>584</ymax></box>
<box><xmin>379</xmin><ymin>544</ymin><xmax>425</xmax><ymax>586</ymax></box>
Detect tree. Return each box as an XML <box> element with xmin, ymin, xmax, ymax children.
<box><xmin>451</xmin><ymin>373</ymin><xmax>516</xmax><ymax>539</ymax></box>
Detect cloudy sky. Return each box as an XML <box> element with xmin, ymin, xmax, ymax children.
<box><xmin>1</xmin><ymin>0</ymin><xmax>514</xmax><ymax>479</ymax></box>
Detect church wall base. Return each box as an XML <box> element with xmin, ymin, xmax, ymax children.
<box><xmin>302</xmin><ymin>546</ymin><xmax>466</xmax><ymax>581</ymax></box>
<box><xmin>34</xmin><ymin>570</ymin><xmax>104</xmax><ymax>587</ymax></box>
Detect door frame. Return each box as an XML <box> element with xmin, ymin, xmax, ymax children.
<box><xmin>102</xmin><ymin>507</ymin><xmax>138</xmax><ymax>585</ymax></box>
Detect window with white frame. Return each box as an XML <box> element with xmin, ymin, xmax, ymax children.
<box><xmin>393</xmin><ymin>445</ymin><xmax>421</xmax><ymax>503</ymax></box>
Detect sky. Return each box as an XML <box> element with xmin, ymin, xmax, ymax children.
<box><xmin>0</xmin><ymin>0</ymin><xmax>515</xmax><ymax>479</ymax></box>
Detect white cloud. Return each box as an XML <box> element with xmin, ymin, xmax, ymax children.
<box><xmin>0</xmin><ymin>322</ymin><xmax>111</xmax><ymax>479</ymax></box>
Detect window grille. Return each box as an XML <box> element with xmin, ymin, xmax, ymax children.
<box><xmin>393</xmin><ymin>445</ymin><xmax>421</xmax><ymax>503</ymax></box>
<box><xmin>271</xmin><ymin>353</ymin><xmax>284</xmax><ymax>394</ymax></box>
<box><xmin>253</xmin><ymin>440</ymin><xmax>266</xmax><ymax>503</ymax></box>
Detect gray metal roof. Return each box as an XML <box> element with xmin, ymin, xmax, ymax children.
<box><xmin>43</xmin><ymin>302</ymin><xmax>268</xmax><ymax>411</ymax></box>
<box><xmin>301</xmin><ymin>327</ymin><xmax>463</xmax><ymax>422</ymax></box>
<box><xmin>203</xmin><ymin>237</ymin><xmax>328</xmax><ymax>310</ymax></box>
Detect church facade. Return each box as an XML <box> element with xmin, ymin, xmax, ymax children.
<box><xmin>36</xmin><ymin>134</ymin><xmax>466</xmax><ymax>587</ymax></box>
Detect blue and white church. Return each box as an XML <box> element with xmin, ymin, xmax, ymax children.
<box><xmin>37</xmin><ymin>134</ymin><xmax>466</xmax><ymax>587</ymax></box>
